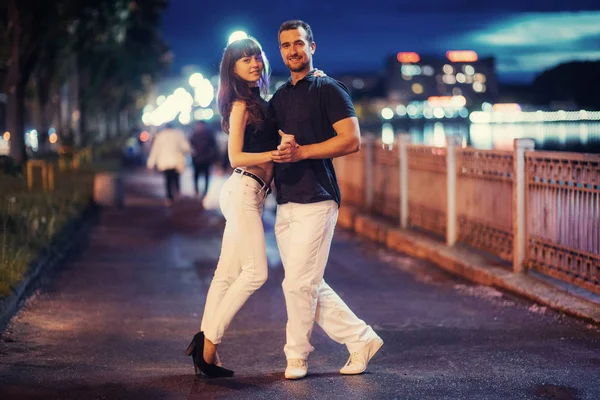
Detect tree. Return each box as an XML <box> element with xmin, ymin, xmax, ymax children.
<box><xmin>1</xmin><ymin>0</ymin><xmax>170</xmax><ymax>166</ymax></box>
<box><xmin>532</xmin><ymin>61</ymin><xmax>600</xmax><ymax>110</ymax></box>
<box><xmin>71</xmin><ymin>0</ymin><xmax>169</xmax><ymax>142</ymax></box>
<box><xmin>1</xmin><ymin>0</ymin><xmax>65</xmax><ymax>165</ymax></box>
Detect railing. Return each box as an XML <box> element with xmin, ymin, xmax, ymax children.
<box><xmin>456</xmin><ymin>148</ymin><xmax>514</xmax><ymax>262</ymax></box>
<box><xmin>334</xmin><ymin>148</ymin><xmax>365</xmax><ymax>209</ymax></box>
<box><xmin>526</xmin><ymin>151</ymin><xmax>600</xmax><ymax>293</ymax></box>
<box><xmin>372</xmin><ymin>141</ymin><xmax>400</xmax><ymax>220</ymax></box>
<box><xmin>407</xmin><ymin>145</ymin><xmax>447</xmax><ymax>237</ymax></box>
<box><xmin>335</xmin><ymin>134</ymin><xmax>600</xmax><ymax>295</ymax></box>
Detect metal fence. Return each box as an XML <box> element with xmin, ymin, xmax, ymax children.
<box><xmin>456</xmin><ymin>148</ymin><xmax>514</xmax><ymax>262</ymax></box>
<box><xmin>335</xmin><ymin>134</ymin><xmax>600</xmax><ymax>294</ymax></box>
<box><xmin>526</xmin><ymin>151</ymin><xmax>600</xmax><ymax>294</ymax></box>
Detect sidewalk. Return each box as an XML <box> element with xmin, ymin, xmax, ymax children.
<box><xmin>337</xmin><ymin>206</ymin><xmax>600</xmax><ymax>325</ymax></box>
<box><xmin>1</xmin><ymin>168</ymin><xmax>599</xmax><ymax>399</ymax></box>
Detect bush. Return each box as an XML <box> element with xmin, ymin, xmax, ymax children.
<box><xmin>0</xmin><ymin>168</ymin><xmax>95</xmax><ymax>296</ymax></box>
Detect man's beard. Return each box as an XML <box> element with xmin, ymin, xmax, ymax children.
<box><xmin>286</xmin><ymin>57</ymin><xmax>310</xmax><ymax>72</ymax></box>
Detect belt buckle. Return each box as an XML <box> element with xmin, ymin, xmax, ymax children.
<box><xmin>259</xmin><ymin>184</ymin><xmax>271</xmax><ymax>196</ymax></box>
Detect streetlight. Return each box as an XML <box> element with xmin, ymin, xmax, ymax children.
<box><xmin>228</xmin><ymin>31</ymin><xmax>248</xmax><ymax>45</ymax></box>
<box><xmin>189</xmin><ymin>73</ymin><xmax>204</xmax><ymax>87</ymax></box>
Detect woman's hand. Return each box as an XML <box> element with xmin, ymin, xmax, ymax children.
<box><xmin>278</xmin><ymin>130</ymin><xmax>299</xmax><ymax>149</ymax></box>
<box><xmin>313</xmin><ymin>68</ymin><xmax>327</xmax><ymax>78</ymax></box>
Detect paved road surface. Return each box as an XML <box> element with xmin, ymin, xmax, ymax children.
<box><xmin>1</xmin><ymin>169</ymin><xmax>599</xmax><ymax>399</ymax></box>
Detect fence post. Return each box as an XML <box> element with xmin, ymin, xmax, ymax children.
<box><xmin>26</xmin><ymin>160</ymin><xmax>49</xmax><ymax>191</ymax></box>
<box><xmin>26</xmin><ymin>161</ymin><xmax>33</xmax><ymax>190</ymax></box>
<box><xmin>41</xmin><ymin>162</ymin><xmax>48</xmax><ymax>192</ymax></box>
<box><xmin>364</xmin><ymin>135</ymin><xmax>374</xmax><ymax>212</ymax></box>
<box><xmin>398</xmin><ymin>135</ymin><xmax>410</xmax><ymax>229</ymax></box>
<box><xmin>513</xmin><ymin>138</ymin><xmax>535</xmax><ymax>273</ymax></box>
<box><xmin>47</xmin><ymin>164</ymin><xmax>55</xmax><ymax>191</ymax></box>
<box><xmin>446</xmin><ymin>137</ymin><xmax>458</xmax><ymax>246</ymax></box>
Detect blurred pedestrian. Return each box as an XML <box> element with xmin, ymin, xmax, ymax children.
<box><xmin>146</xmin><ymin>122</ymin><xmax>191</xmax><ymax>207</ymax></box>
<box><xmin>185</xmin><ymin>36</ymin><xmax>297</xmax><ymax>379</ymax></box>
<box><xmin>189</xmin><ymin>121</ymin><xmax>219</xmax><ymax>199</ymax></box>
<box><xmin>270</xmin><ymin>20</ymin><xmax>383</xmax><ymax>380</ymax></box>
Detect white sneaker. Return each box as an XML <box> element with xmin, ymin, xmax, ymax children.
<box><xmin>340</xmin><ymin>336</ymin><xmax>384</xmax><ymax>375</ymax></box>
<box><xmin>285</xmin><ymin>358</ymin><xmax>308</xmax><ymax>380</ymax></box>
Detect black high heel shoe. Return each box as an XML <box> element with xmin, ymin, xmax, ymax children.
<box><xmin>185</xmin><ymin>332</ymin><xmax>234</xmax><ymax>378</ymax></box>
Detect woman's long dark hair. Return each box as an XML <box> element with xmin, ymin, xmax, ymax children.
<box><xmin>217</xmin><ymin>37</ymin><xmax>271</xmax><ymax>134</ymax></box>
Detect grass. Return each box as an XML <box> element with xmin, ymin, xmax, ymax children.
<box><xmin>0</xmin><ymin>155</ymin><xmax>118</xmax><ymax>296</ymax></box>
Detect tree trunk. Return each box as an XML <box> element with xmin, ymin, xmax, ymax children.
<box><xmin>6</xmin><ymin>0</ymin><xmax>26</xmax><ymax>166</ymax></box>
<box><xmin>36</xmin><ymin>76</ymin><xmax>51</xmax><ymax>154</ymax></box>
<box><xmin>77</xmin><ymin>57</ymin><xmax>87</xmax><ymax>146</ymax></box>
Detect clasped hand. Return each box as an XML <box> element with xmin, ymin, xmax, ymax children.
<box><xmin>270</xmin><ymin>69</ymin><xmax>327</xmax><ymax>163</ymax></box>
<box><xmin>272</xmin><ymin>130</ymin><xmax>304</xmax><ymax>163</ymax></box>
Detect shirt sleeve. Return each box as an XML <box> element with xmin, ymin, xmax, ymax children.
<box><xmin>180</xmin><ymin>132</ymin><xmax>191</xmax><ymax>154</ymax></box>
<box><xmin>146</xmin><ymin>134</ymin><xmax>160</xmax><ymax>168</ymax></box>
<box><xmin>322</xmin><ymin>79</ymin><xmax>357</xmax><ymax>126</ymax></box>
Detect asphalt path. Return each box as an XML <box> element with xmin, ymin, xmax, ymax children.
<box><xmin>1</xmin><ymin>169</ymin><xmax>599</xmax><ymax>400</ymax></box>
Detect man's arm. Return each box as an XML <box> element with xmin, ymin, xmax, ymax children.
<box><xmin>272</xmin><ymin>78</ymin><xmax>360</xmax><ymax>163</ymax></box>
<box><xmin>146</xmin><ymin>134</ymin><xmax>160</xmax><ymax>169</ymax></box>
<box><xmin>271</xmin><ymin>117</ymin><xmax>360</xmax><ymax>163</ymax></box>
<box><xmin>179</xmin><ymin>131</ymin><xmax>191</xmax><ymax>154</ymax></box>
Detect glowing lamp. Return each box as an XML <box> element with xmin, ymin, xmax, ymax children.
<box><xmin>397</xmin><ymin>52</ymin><xmax>420</xmax><ymax>63</ymax></box>
<box><xmin>228</xmin><ymin>31</ymin><xmax>248</xmax><ymax>45</ymax></box>
<box><xmin>492</xmin><ymin>103</ymin><xmax>521</xmax><ymax>112</ymax></box>
<box><xmin>427</xmin><ymin>96</ymin><xmax>453</xmax><ymax>107</ymax></box>
<box><xmin>446</xmin><ymin>50</ymin><xmax>478</xmax><ymax>62</ymax></box>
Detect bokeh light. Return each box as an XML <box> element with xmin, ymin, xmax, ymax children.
<box><xmin>228</xmin><ymin>31</ymin><xmax>248</xmax><ymax>45</ymax></box>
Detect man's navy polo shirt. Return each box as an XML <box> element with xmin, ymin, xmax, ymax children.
<box><xmin>270</xmin><ymin>70</ymin><xmax>357</xmax><ymax>207</ymax></box>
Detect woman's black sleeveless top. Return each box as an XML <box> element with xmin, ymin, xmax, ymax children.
<box><xmin>242</xmin><ymin>87</ymin><xmax>278</xmax><ymax>153</ymax></box>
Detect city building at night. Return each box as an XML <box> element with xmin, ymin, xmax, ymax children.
<box><xmin>386</xmin><ymin>51</ymin><xmax>499</xmax><ymax>110</ymax></box>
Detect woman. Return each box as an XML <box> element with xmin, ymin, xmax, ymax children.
<box><xmin>185</xmin><ymin>37</ymin><xmax>292</xmax><ymax>378</ymax></box>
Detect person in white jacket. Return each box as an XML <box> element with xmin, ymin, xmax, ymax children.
<box><xmin>146</xmin><ymin>122</ymin><xmax>191</xmax><ymax>206</ymax></box>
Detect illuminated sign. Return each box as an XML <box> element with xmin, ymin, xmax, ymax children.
<box><xmin>446</xmin><ymin>50</ymin><xmax>478</xmax><ymax>62</ymax></box>
<box><xmin>397</xmin><ymin>52</ymin><xmax>420</xmax><ymax>63</ymax></box>
<box><xmin>492</xmin><ymin>103</ymin><xmax>522</xmax><ymax>112</ymax></box>
<box><xmin>427</xmin><ymin>95</ymin><xmax>466</xmax><ymax>107</ymax></box>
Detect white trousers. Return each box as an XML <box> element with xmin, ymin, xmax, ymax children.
<box><xmin>275</xmin><ymin>200</ymin><xmax>377</xmax><ymax>360</ymax></box>
<box><xmin>201</xmin><ymin>172</ymin><xmax>268</xmax><ymax>344</ymax></box>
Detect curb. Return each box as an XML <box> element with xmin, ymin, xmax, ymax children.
<box><xmin>337</xmin><ymin>205</ymin><xmax>600</xmax><ymax>325</ymax></box>
<box><xmin>0</xmin><ymin>205</ymin><xmax>98</xmax><ymax>332</ymax></box>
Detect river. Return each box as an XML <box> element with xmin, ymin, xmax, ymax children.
<box><xmin>373</xmin><ymin>121</ymin><xmax>600</xmax><ymax>153</ymax></box>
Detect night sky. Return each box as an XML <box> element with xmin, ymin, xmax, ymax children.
<box><xmin>161</xmin><ymin>1</ymin><xmax>600</xmax><ymax>84</ymax></box>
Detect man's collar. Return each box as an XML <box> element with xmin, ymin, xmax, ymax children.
<box><xmin>285</xmin><ymin>69</ymin><xmax>317</xmax><ymax>87</ymax></box>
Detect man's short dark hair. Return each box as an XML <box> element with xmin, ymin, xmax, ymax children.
<box><xmin>278</xmin><ymin>20</ymin><xmax>314</xmax><ymax>44</ymax></box>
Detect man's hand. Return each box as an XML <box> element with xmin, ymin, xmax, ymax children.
<box><xmin>278</xmin><ymin>129</ymin><xmax>298</xmax><ymax>149</ymax></box>
<box><xmin>272</xmin><ymin>130</ymin><xmax>305</xmax><ymax>163</ymax></box>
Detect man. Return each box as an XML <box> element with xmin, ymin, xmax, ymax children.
<box><xmin>189</xmin><ymin>121</ymin><xmax>219</xmax><ymax>199</ymax></box>
<box><xmin>146</xmin><ymin>122</ymin><xmax>191</xmax><ymax>207</ymax></box>
<box><xmin>270</xmin><ymin>20</ymin><xmax>383</xmax><ymax>380</ymax></box>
